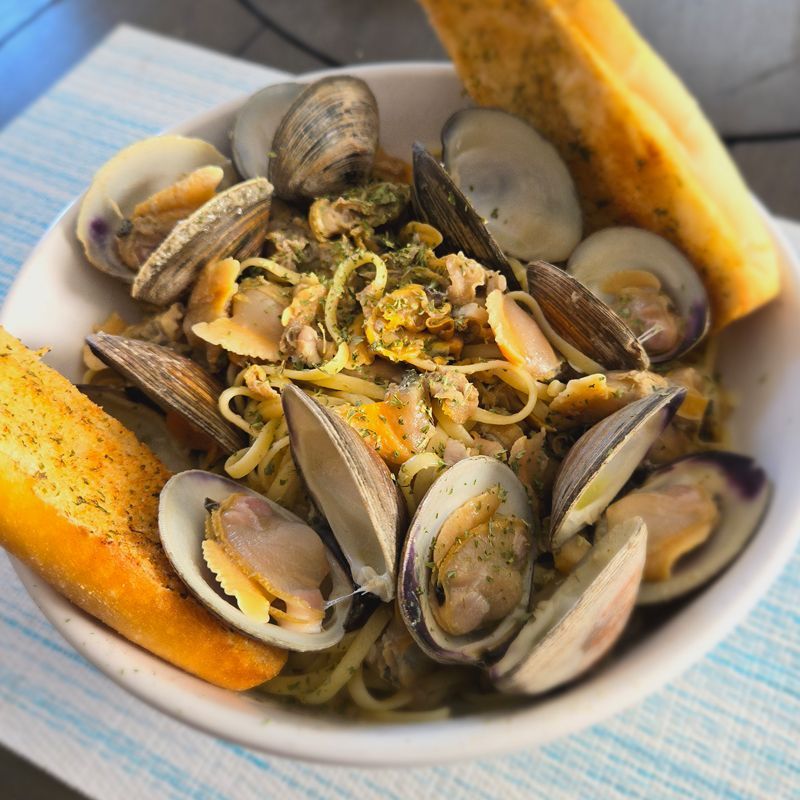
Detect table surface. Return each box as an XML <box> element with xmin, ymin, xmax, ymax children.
<box><xmin>0</xmin><ymin>13</ymin><xmax>799</xmax><ymax>800</ymax></box>
<box><xmin>1</xmin><ymin>0</ymin><xmax>800</xmax><ymax>220</ymax></box>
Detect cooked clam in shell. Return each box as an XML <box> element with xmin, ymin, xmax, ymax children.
<box><xmin>159</xmin><ymin>470</ymin><xmax>353</xmax><ymax>651</ymax></box>
<box><xmin>269</xmin><ymin>76</ymin><xmax>379</xmax><ymax>202</ymax></box>
<box><xmin>76</xmin><ymin>135</ymin><xmax>234</xmax><ymax>283</ymax></box>
<box><xmin>603</xmin><ymin>452</ymin><xmax>771</xmax><ymax>605</ymax></box>
<box><xmin>490</xmin><ymin>516</ymin><xmax>647</xmax><ymax>695</ymax></box>
<box><xmin>282</xmin><ymin>384</ymin><xmax>406</xmax><ymax>603</ymax></box>
<box><xmin>549</xmin><ymin>386</ymin><xmax>686</xmax><ymax>549</ymax></box>
<box><xmin>398</xmin><ymin>456</ymin><xmax>535</xmax><ymax>666</ymax></box>
<box><xmin>568</xmin><ymin>227</ymin><xmax>711</xmax><ymax>362</ymax></box>
<box><xmin>442</xmin><ymin>108</ymin><xmax>582</xmax><ymax>263</ymax></box>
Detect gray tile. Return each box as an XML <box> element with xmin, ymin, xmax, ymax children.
<box><xmin>239</xmin><ymin>24</ymin><xmax>328</xmax><ymax>74</ymax></box>
<box><xmin>0</xmin><ymin>745</ymin><xmax>87</xmax><ymax>800</ymax></box>
<box><xmin>618</xmin><ymin>0</ymin><xmax>800</xmax><ymax>137</ymax></box>
<box><xmin>730</xmin><ymin>139</ymin><xmax>800</xmax><ymax>220</ymax></box>
<box><xmin>0</xmin><ymin>0</ymin><xmax>260</xmax><ymax>126</ymax></box>
<box><xmin>247</xmin><ymin>0</ymin><xmax>444</xmax><ymax>64</ymax></box>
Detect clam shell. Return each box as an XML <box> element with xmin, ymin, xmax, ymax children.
<box><xmin>269</xmin><ymin>76</ymin><xmax>378</xmax><ymax>202</ymax></box>
<box><xmin>490</xmin><ymin>516</ymin><xmax>647</xmax><ymax>695</ymax></box>
<box><xmin>131</xmin><ymin>177</ymin><xmax>273</xmax><ymax>306</ymax></box>
<box><xmin>76</xmin><ymin>136</ymin><xmax>234</xmax><ymax>283</ymax></box>
<box><xmin>282</xmin><ymin>384</ymin><xmax>406</xmax><ymax>602</ymax></box>
<box><xmin>567</xmin><ymin>227</ymin><xmax>711</xmax><ymax>362</ymax></box>
<box><xmin>398</xmin><ymin>456</ymin><xmax>535</xmax><ymax>666</ymax></box>
<box><xmin>78</xmin><ymin>385</ymin><xmax>192</xmax><ymax>472</ymax></box>
<box><xmin>85</xmin><ymin>333</ymin><xmax>246</xmax><ymax>454</ymax></box>
<box><xmin>442</xmin><ymin>108</ymin><xmax>582</xmax><ymax>262</ymax></box>
<box><xmin>549</xmin><ymin>386</ymin><xmax>685</xmax><ymax>549</ymax></box>
<box><xmin>231</xmin><ymin>82</ymin><xmax>304</xmax><ymax>180</ymax></box>
<box><xmin>411</xmin><ymin>143</ymin><xmax>516</xmax><ymax>285</ymax></box>
<box><xmin>635</xmin><ymin>452</ymin><xmax>771</xmax><ymax>604</ymax></box>
<box><xmin>526</xmin><ymin>260</ymin><xmax>649</xmax><ymax>371</ymax></box>
<box><xmin>159</xmin><ymin>470</ymin><xmax>352</xmax><ymax>651</ymax></box>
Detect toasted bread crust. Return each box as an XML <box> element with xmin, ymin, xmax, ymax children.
<box><xmin>418</xmin><ymin>0</ymin><xmax>781</xmax><ymax>328</ymax></box>
<box><xmin>0</xmin><ymin>328</ymin><xmax>285</xmax><ymax>690</ymax></box>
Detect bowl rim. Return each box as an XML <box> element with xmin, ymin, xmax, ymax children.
<box><xmin>4</xmin><ymin>60</ymin><xmax>800</xmax><ymax>767</ymax></box>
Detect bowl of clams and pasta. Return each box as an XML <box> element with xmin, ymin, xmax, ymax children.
<box><xmin>4</xmin><ymin>63</ymin><xmax>799</xmax><ymax>766</ymax></box>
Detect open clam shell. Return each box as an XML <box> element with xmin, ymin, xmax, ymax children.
<box><xmin>398</xmin><ymin>456</ymin><xmax>535</xmax><ymax>666</ymax></box>
<box><xmin>631</xmin><ymin>452</ymin><xmax>771</xmax><ymax>605</ymax></box>
<box><xmin>442</xmin><ymin>108</ymin><xmax>582</xmax><ymax>263</ymax></box>
<box><xmin>411</xmin><ymin>143</ymin><xmax>516</xmax><ymax>285</ymax></box>
<box><xmin>85</xmin><ymin>333</ymin><xmax>246</xmax><ymax>454</ymax></box>
<box><xmin>568</xmin><ymin>227</ymin><xmax>711</xmax><ymax>362</ymax></box>
<box><xmin>76</xmin><ymin>136</ymin><xmax>234</xmax><ymax>283</ymax></box>
<box><xmin>549</xmin><ymin>386</ymin><xmax>686</xmax><ymax>549</ymax></box>
<box><xmin>282</xmin><ymin>384</ymin><xmax>406</xmax><ymax>603</ymax></box>
<box><xmin>527</xmin><ymin>260</ymin><xmax>649</xmax><ymax>372</ymax></box>
<box><xmin>131</xmin><ymin>177</ymin><xmax>273</xmax><ymax>306</ymax></box>
<box><xmin>78</xmin><ymin>385</ymin><xmax>192</xmax><ymax>472</ymax></box>
<box><xmin>231</xmin><ymin>82</ymin><xmax>304</xmax><ymax>180</ymax></box>
<box><xmin>269</xmin><ymin>76</ymin><xmax>379</xmax><ymax>202</ymax></box>
<box><xmin>159</xmin><ymin>470</ymin><xmax>352</xmax><ymax>651</ymax></box>
<box><xmin>489</xmin><ymin>516</ymin><xmax>647</xmax><ymax>695</ymax></box>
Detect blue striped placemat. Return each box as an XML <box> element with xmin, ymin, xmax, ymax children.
<box><xmin>0</xmin><ymin>25</ymin><xmax>797</xmax><ymax>800</ymax></box>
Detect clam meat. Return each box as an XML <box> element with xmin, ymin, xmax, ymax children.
<box><xmin>603</xmin><ymin>452</ymin><xmax>771</xmax><ymax>604</ymax></box>
<box><xmin>77</xmin><ymin>135</ymin><xmax>234</xmax><ymax>283</ymax></box>
<box><xmin>490</xmin><ymin>516</ymin><xmax>647</xmax><ymax>695</ymax></box>
<box><xmin>568</xmin><ymin>227</ymin><xmax>711</xmax><ymax>362</ymax></box>
<box><xmin>399</xmin><ymin>456</ymin><xmax>535</xmax><ymax>666</ymax></box>
<box><xmin>159</xmin><ymin>470</ymin><xmax>353</xmax><ymax>651</ymax></box>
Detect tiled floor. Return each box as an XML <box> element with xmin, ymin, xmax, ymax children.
<box><xmin>1</xmin><ymin>1</ymin><xmax>798</xmax><ymax>797</ymax></box>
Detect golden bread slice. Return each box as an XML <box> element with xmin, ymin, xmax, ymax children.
<box><xmin>0</xmin><ymin>327</ymin><xmax>286</xmax><ymax>690</ymax></box>
<box><xmin>417</xmin><ymin>0</ymin><xmax>781</xmax><ymax>329</ymax></box>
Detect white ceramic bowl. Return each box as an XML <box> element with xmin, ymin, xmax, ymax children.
<box><xmin>2</xmin><ymin>63</ymin><xmax>799</xmax><ymax>767</ymax></box>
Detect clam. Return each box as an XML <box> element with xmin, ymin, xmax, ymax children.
<box><xmin>85</xmin><ymin>332</ymin><xmax>246</xmax><ymax>454</ymax></box>
<box><xmin>602</xmin><ymin>452</ymin><xmax>771</xmax><ymax>604</ymax></box>
<box><xmin>131</xmin><ymin>177</ymin><xmax>273</xmax><ymax>306</ymax></box>
<box><xmin>398</xmin><ymin>456</ymin><xmax>535</xmax><ymax>666</ymax></box>
<box><xmin>526</xmin><ymin>260</ymin><xmax>649</xmax><ymax>372</ymax></box>
<box><xmin>568</xmin><ymin>227</ymin><xmax>710</xmax><ymax>362</ymax></box>
<box><xmin>159</xmin><ymin>470</ymin><xmax>353</xmax><ymax>650</ymax></box>
<box><xmin>281</xmin><ymin>384</ymin><xmax>406</xmax><ymax>603</ymax></box>
<box><xmin>549</xmin><ymin>386</ymin><xmax>686</xmax><ymax>549</ymax></box>
<box><xmin>231</xmin><ymin>82</ymin><xmax>304</xmax><ymax>180</ymax></box>
<box><xmin>269</xmin><ymin>76</ymin><xmax>379</xmax><ymax>202</ymax></box>
<box><xmin>442</xmin><ymin>108</ymin><xmax>582</xmax><ymax>263</ymax></box>
<box><xmin>78</xmin><ymin>385</ymin><xmax>192</xmax><ymax>472</ymax></box>
<box><xmin>411</xmin><ymin>143</ymin><xmax>516</xmax><ymax>284</ymax></box>
<box><xmin>489</xmin><ymin>516</ymin><xmax>647</xmax><ymax>695</ymax></box>
<box><xmin>76</xmin><ymin>135</ymin><xmax>234</xmax><ymax>283</ymax></box>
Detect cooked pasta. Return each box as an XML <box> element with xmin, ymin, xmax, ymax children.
<box><xmin>85</xmin><ymin>160</ymin><xmax>727</xmax><ymax>720</ymax></box>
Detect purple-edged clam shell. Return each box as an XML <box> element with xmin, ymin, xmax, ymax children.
<box><xmin>397</xmin><ymin>456</ymin><xmax>535</xmax><ymax>666</ymax></box>
<box><xmin>635</xmin><ymin>451</ymin><xmax>771</xmax><ymax>604</ymax></box>
<box><xmin>75</xmin><ymin>135</ymin><xmax>233</xmax><ymax>283</ymax></box>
